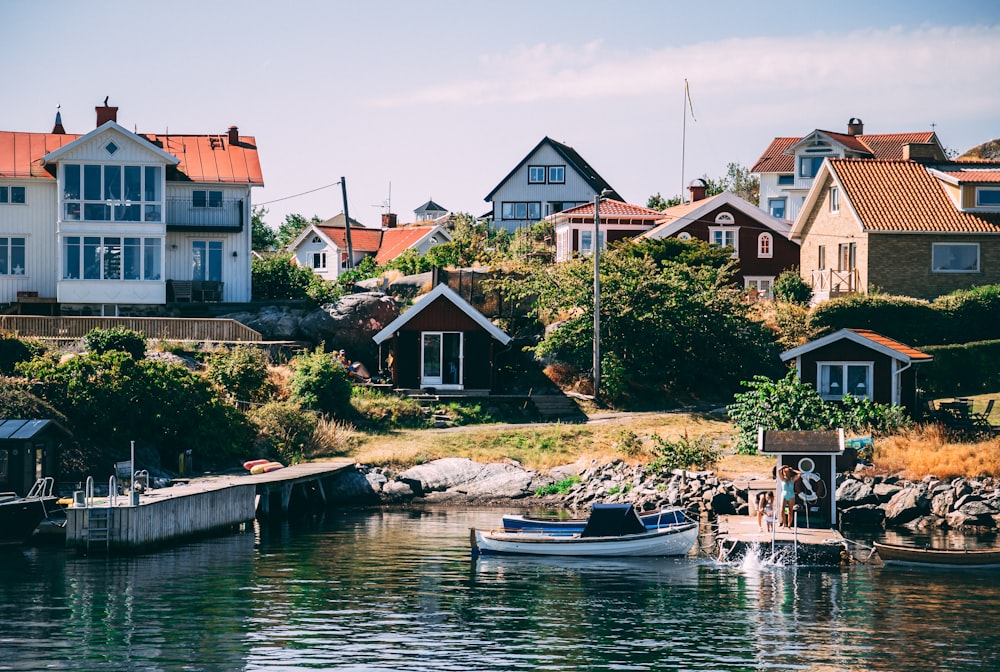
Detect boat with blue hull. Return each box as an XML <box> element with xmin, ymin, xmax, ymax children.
<box><xmin>501</xmin><ymin>507</ymin><xmax>688</xmax><ymax>533</ymax></box>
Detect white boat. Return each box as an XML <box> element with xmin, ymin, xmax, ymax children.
<box><xmin>471</xmin><ymin>503</ymin><xmax>699</xmax><ymax>558</ymax></box>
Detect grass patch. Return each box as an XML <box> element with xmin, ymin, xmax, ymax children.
<box><xmin>535</xmin><ymin>475</ymin><xmax>581</xmax><ymax>496</ymax></box>
<box><xmin>874</xmin><ymin>423</ymin><xmax>1000</xmax><ymax>480</ymax></box>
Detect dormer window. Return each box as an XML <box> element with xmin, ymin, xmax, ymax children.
<box><xmin>976</xmin><ymin>187</ymin><xmax>1000</xmax><ymax>207</ymax></box>
<box><xmin>799</xmin><ymin>157</ymin><xmax>825</xmax><ymax>178</ymax></box>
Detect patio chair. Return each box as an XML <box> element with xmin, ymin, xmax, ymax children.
<box><xmin>972</xmin><ymin>399</ymin><xmax>995</xmax><ymax>432</ymax></box>
<box><xmin>170</xmin><ymin>280</ymin><xmax>193</xmax><ymax>302</ymax></box>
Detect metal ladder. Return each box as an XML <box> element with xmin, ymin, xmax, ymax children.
<box><xmin>83</xmin><ymin>476</ymin><xmax>114</xmax><ymax>552</ymax></box>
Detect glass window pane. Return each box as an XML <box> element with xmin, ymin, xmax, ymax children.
<box><xmin>10</xmin><ymin>238</ymin><xmax>24</xmax><ymax>275</ymax></box>
<box><xmin>847</xmin><ymin>365</ymin><xmax>869</xmax><ymax>398</ymax></box>
<box><xmin>422</xmin><ymin>334</ymin><xmax>441</xmax><ymax>378</ymax></box>
<box><xmin>124</xmin><ymin>238</ymin><xmax>141</xmax><ymax>280</ymax></box>
<box><xmin>143</xmin><ymin>238</ymin><xmax>161</xmax><ymax>281</ymax></box>
<box><xmin>84</xmin><ymin>237</ymin><xmax>102</xmax><ymax>279</ymax></box>
<box><xmin>65</xmin><ymin>203</ymin><xmax>81</xmax><ymax>221</ymax></box>
<box><xmin>515</xmin><ymin>203</ymin><xmax>527</xmax><ymax>219</ymax></box>
<box><xmin>124</xmin><ymin>166</ymin><xmax>141</xmax><ymax>202</ymax></box>
<box><xmin>977</xmin><ymin>189</ymin><xmax>1000</xmax><ymax>206</ymax></box>
<box><xmin>501</xmin><ymin>203</ymin><xmax>513</xmax><ymax>218</ymax></box>
<box><xmin>64</xmin><ymin>237</ymin><xmax>81</xmax><ymax>279</ymax></box>
<box><xmin>84</xmin><ymin>165</ymin><xmax>102</xmax><ymax>200</ymax></box>
<box><xmin>528</xmin><ymin>203</ymin><xmax>540</xmax><ymax>220</ymax></box>
<box><xmin>144</xmin><ymin>166</ymin><xmax>160</xmax><ymax>201</ymax></box>
<box><xmin>104</xmin><ymin>237</ymin><xmax>121</xmax><ymax>280</ymax></box>
<box><xmin>144</xmin><ymin>204</ymin><xmax>161</xmax><ymax>222</ymax></box>
<box><xmin>820</xmin><ymin>364</ymin><xmax>843</xmax><ymax>397</ymax></box>
<box><xmin>116</xmin><ymin>204</ymin><xmax>140</xmax><ymax>221</ymax></box>
<box><xmin>0</xmin><ymin>187</ymin><xmax>7</xmax><ymax>203</ymax></box>
<box><xmin>65</xmin><ymin>164</ymin><xmax>81</xmax><ymax>200</ymax></box>
<box><xmin>193</xmin><ymin>191</ymin><xmax>207</xmax><ymax>208</ymax></box>
<box><xmin>0</xmin><ymin>239</ymin><xmax>7</xmax><ymax>274</ymax></box>
<box><xmin>209</xmin><ymin>191</ymin><xmax>222</xmax><ymax>207</ymax></box>
<box><xmin>104</xmin><ymin>165</ymin><xmax>121</xmax><ymax>200</ymax></box>
<box><xmin>84</xmin><ymin>203</ymin><xmax>110</xmax><ymax>221</ymax></box>
<box><xmin>208</xmin><ymin>241</ymin><xmax>223</xmax><ymax>281</ymax></box>
<box><xmin>443</xmin><ymin>333</ymin><xmax>461</xmax><ymax>384</ymax></box>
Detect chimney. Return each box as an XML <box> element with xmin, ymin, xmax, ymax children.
<box><xmin>847</xmin><ymin>117</ymin><xmax>864</xmax><ymax>136</ymax></box>
<box><xmin>228</xmin><ymin>125</ymin><xmax>239</xmax><ymax>145</ymax></box>
<box><xmin>52</xmin><ymin>108</ymin><xmax>65</xmax><ymax>135</ymax></box>
<box><xmin>382</xmin><ymin>213</ymin><xmax>398</xmax><ymax>229</ymax></box>
<box><xmin>904</xmin><ymin>142</ymin><xmax>945</xmax><ymax>163</ymax></box>
<box><xmin>688</xmin><ymin>178</ymin><xmax>708</xmax><ymax>202</ymax></box>
<box><xmin>96</xmin><ymin>97</ymin><xmax>118</xmax><ymax>127</ymax></box>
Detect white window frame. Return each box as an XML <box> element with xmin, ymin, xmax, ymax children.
<box><xmin>817</xmin><ymin>361</ymin><xmax>873</xmax><ymax>400</ymax></box>
<box><xmin>0</xmin><ymin>236</ymin><xmax>26</xmax><ymax>276</ymax></box>
<box><xmin>0</xmin><ymin>186</ymin><xmax>26</xmax><ymax>205</ymax></box>
<box><xmin>528</xmin><ymin>166</ymin><xmax>545</xmax><ymax>184</ymax></box>
<box><xmin>932</xmin><ymin>242</ymin><xmax>980</xmax><ymax>273</ymax></box>
<box><xmin>548</xmin><ymin>165</ymin><xmax>565</xmax><ymax>184</ymax></box>
<box><xmin>757</xmin><ymin>233</ymin><xmax>773</xmax><ymax>258</ymax></box>
<box><xmin>311</xmin><ymin>252</ymin><xmax>327</xmax><ymax>270</ymax></box>
<box><xmin>768</xmin><ymin>198</ymin><xmax>786</xmax><ymax>219</ymax></box>
<box><xmin>192</xmin><ymin>240</ymin><xmax>223</xmax><ymax>281</ymax></box>
<box><xmin>975</xmin><ymin>187</ymin><xmax>1000</xmax><ymax>208</ymax></box>
<box><xmin>708</xmin><ymin>227</ymin><xmax>739</xmax><ymax>256</ymax></box>
<box><xmin>62</xmin><ymin>163</ymin><xmax>162</xmax><ymax>223</ymax></box>
<box><xmin>744</xmin><ymin>276</ymin><xmax>774</xmax><ymax>298</ymax></box>
<box><xmin>799</xmin><ymin>156</ymin><xmax>826</xmax><ymax>178</ymax></box>
<box><xmin>62</xmin><ymin>235</ymin><xmax>160</xmax><ymax>281</ymax></box>
<box><xmin>578</xmin><ymin>229</ymin><xmax>606</xmax><ymax>255</ymax></box>
<box><xmin>830</xmin><ymin>187</ymin><xmax>840</xmax><ymax>213</ymax></box>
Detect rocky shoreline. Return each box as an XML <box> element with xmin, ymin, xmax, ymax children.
<box><xmin>321</xmin><ymin>457</ymin><xmax>1000</xmax><ymax>533</ymax></box>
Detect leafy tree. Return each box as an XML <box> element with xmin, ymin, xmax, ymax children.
<box><xmin>0</xmin><ymin>333</ymin><xmax>45</xmax><ymax>375</ymax></box>
<box><xmin>274</xmin><ymin>213</ymin><xmax>322</xmax><ymax>250</ymax></box>
<box><xmin>251</xmin><ymin>205</ymin><xmax>278</xmax><ymax>251</ymax></box>
<box><xmin>701</xmin><ymin>162</ymin><xmax>760</xmax><ymax>205</ymax></box>
<box><xmin>18</xmin><ymin>351</ymin><xmax>253</xmax><ymax>472</ymax></box>
<box><xmin>336</xmin><ymin>255</ymin><xmax>380</xmax><ymax>291</ymax></box>
<box><xmin>772</xmin><ymin>268</ymin><xmax>812</xmax><ymax>305</ymax></box>
<box><xmin>289</xmin><ymin>347</ymin><xmax>352</xmax><ymax>416</ymax></box>
<box><xmin>247</xmin><ymin>400</ymin><xmax>318</xmax><ymax>464</ymax></box>
<box><xmin>85</xmin><ymin>327</ymin><xmax>147</xmax><ymax>359</ymax></box>
<box><xmin>612</xmin><ymin>237</ymin><xmax>734</xmax><ymax>269</ymax></box>
<box><xmin>251</xmin><ymin>252</ymin><xmax>340</xmax><ymax>304</ymax></box>
<box><xmin>386</xmin><ymin>248</ymin><xmax>433</xmax><ymax>276</ymax></box>
<box><xmin>206</xmin><ymin>345</ymin><xmax>274</xmax><ymax>403</ymax></box>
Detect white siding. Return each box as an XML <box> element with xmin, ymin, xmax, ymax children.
<box><xmin>0</xmin><ymin>181</ymin><xmax>58</xmax><ymax>302</ymax></box>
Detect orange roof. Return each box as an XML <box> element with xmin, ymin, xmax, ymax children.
<box><xmin>652</xmin><ymin>194</ymin><xmax>721</xmax><ymax>223</ymax></box>
<box><xmin>0</xmin><ymin>130</ymin><xmax>263</xmax><ymax>184</ymax></box>
<box><xmin>316</xmin><ymin>225</ymin><xmax>383</xmax><ymax>253</ymax></box>
<box><xmin>375</xmin><ymin>226</ymin><xmax>443</xmax><ymax>265</ymax></box>
<box><xmin>559</xmin><ymin>199</ymin><xmax>664</xmax><ymax>218</ymax></box>
<box><xmin>939</xmin><ymin>170</ymin><xmax>1000</xmax><ymax>184</ymax></box>
<box><xmin>847</xmin><ymin>329</ymin><xmax>932</xmax><ymax>361</ymax></box>
<box><xmin>831</xmin><ymin>159</ymin><xmax>1000</xmax><ymax>233</ymax></box>
<box><xmin>751</xmin><ymin>132</ymin><xmax>940</xmax><ymax>173</ymax></box>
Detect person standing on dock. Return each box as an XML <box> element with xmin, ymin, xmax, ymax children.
<box><xmin>777</xmin><ymin>464</ymin><xmax>799</xmax><ymax>528</ymax></box>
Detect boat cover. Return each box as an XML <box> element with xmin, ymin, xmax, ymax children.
<box><xmin>581</xmin><ymin>503</ymin><xmax>647</xmax><ymax>538</ymax></box>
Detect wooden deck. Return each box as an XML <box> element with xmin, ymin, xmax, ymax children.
<box><xmin>64</xmin><ymin>461</ymin><xmax>354</xmax><ymax>553</ymax></box>
<box><xmin>0</xmin><ymin>315</ymin><xmax>262</xmax><ymax>342</ymax></box>
<box><xmin>716</xmin><ymin>515</ymin><xmax>850</xmax><ymax>566</ymax></box>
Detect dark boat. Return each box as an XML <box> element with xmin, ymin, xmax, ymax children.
<box><xmin>874</xmin><ymin>541</ymin><xmax>1000</xmax><ymax>568</ymax></box>
<box><xmin>0</xmin><ymin>478</ymin><xmax>60</xmax><ymax>546</ymax></box>
<box><xmin>501</xmin><ymin>507</ymin><xmax>688</xmax><ymax>533</ymax></box>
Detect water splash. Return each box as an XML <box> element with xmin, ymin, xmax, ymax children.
<box><xmin>736</xmin><ymin>542</ymin><xmax>794</xmax><ymax>569</ymax></box>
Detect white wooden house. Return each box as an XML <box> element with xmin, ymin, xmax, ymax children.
<box><xmin>0</xmin><ymin>103</ymin><xmax>263</xmax><ymax>313</ymax></box>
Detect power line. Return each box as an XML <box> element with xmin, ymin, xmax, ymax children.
<box><xmin>256</xmin><ymin>181</ymin><xmax>341</xmax><ymax>206</ymax></box>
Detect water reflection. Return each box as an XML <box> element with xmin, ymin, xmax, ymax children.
<box><xmin>1</xmin><ymin>508</ymin><xmax>999</xmax><ymax>671</ymax></box>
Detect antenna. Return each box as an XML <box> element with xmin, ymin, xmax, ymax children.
<box><xmin>371</xmin><ymin>182</ymin><xmax>392</xmax><ymax>214</ymax></box>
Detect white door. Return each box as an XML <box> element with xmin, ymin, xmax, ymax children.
<box><xmin>420</xmin><ymin>332</ymin><xmax>463</xmax><ymax>388</ymax></box>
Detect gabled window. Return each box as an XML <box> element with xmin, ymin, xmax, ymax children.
<box><xmin>932</xmin><ymin>243</ymin><xmax>979</xmax><ymax>273</ymax></box>
<box><xmin>976</xmin><ymin>187</ymin><xmax>1000</xmax><ymax>207</ymax></box>
<box><xmin>768</xmin><ymin>198</ymin><xmax>786</xmax><ymax>219</ymax></box>
<box><xmin>0</xmin><ymin>186</ymin><xmax>26</xmax><ymax>204</ymax></box>
<box><xmin>528</xmin><ymin>166</ymin><xmax>545</xmax><ymax>184</ymax></box>
<box><xmin>548</xmin><ymin>166</ymin><xmax>565</xmax><ymax>183</ymax></box>
<box><xmin>709</xmin><ymin>227</ymin><xmax>738</xmax><ymax>256</ymax></box>
<box><xmin>829</xmin><ymin>187</ymin><xmax>840</xmax><ymax>213</ymax></box>
<box><xmin>818</xmin><ymin>362</ymin><xmax>872</xmax><ymax>400</ymax></box>
<box><xmin>758</xmin><ymin>233</ymin><xmax>773</xmax><ymax>258</ymax></box>
<box><xmin>0</xmin><ymin>237</ymin><xmax>26</xmax><ymax>276</ymax></box>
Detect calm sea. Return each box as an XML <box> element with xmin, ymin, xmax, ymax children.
<box><xmin>1</xmin><ymin>508</ymin><xmax>999</xmax><ymax>672</ymax></box>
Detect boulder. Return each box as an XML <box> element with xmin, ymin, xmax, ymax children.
<box><xmin>836</xmin><ymin>479</ymin><xmax>877</xmax><ymax>507</ymax></box>
<box><xmin>838</xmin><ymin>504</ymin><xmax>885</xmax><ymax>528</ymax></box>
<box><xmin>397</xmin><ymin>457</ymin><xmax>489</xmax><ymax>495</ymax></box>
<box><xmin>884</xmin><ymin>488</ymin><xmax>926</xmax><ymax>526</ymax></box>
<box><xmin>325</xmin><ymin>468</ymin><xmax>381</xmax><ymax>504</ymax></box>
<box><xmin>930</xmin><ymin>491</ymin><xmax>955</xmax><ymax>517</ymax></box>
<box><xmin>225</xmin><ymin>305</ymin><xmax>309</xmax><ymax>341</ymax></box>
<box><xmin>873</xmin><ymin>483</ymin><xmax>902</xmax><ymax>502</ymax></box>
<box><xmin>455</xmin><ymin>462</ymin><xmax>537</xmax><ymax>499</ymax></box>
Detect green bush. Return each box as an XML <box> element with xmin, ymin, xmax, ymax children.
<box><xmin>807</xmin><ymin>293</ymin><xmax>945</xmax><ymax>346</ymax></box>
<box><xmin>206</xmin><ymin>345</ymin><xmax>274</xmax><ymax>403</ymax></box>
<box><xmin>84</xmin><ymin>327</ymin><xmax>147</xmax><ymax>359</ymax></box>
<box><xmin>252</xmin><ymin>253</ymin><xmax>340</xmax><ymax>304</ymax></box>
<box><xmin>350</xmin><ymin>386</ymin><xmax>426</xmax><ymax>428</ymax></box>
<box><xmin>0</xmin><ymin>333</ymin><xmax>44</xmax><ymax>375</ymax></box>
<box><xmin>772</xmin><ymin>268</ymin><xmax>812</xmax><ymax>305</ymax></box>
<box><xmin>289</xmin><ymin>347</ymin><xmax>352</xmax><ymax>416</ymax></box>
<box><xmin>247</xmin><ymin>400</ymin><xmax>318</xmax><ymax>464</ymax></box>
<box><xmin>534</xmin><ymin>475</ymin><xmax>580</xmax><ymax>496</ymax></box>
<box><xmin>932</xmin><ymin>285</ymin><xmax>1000</xmax><ymax>344</ymax></box>
<box><xmin>920</xmin><ymin>340</ymin><xmax>1000</xmax><ymax>397</ymax></box>
<box><xmin>645</xmin><ymin>435</ymin><xmax>721</xmax><ymax>475</ymax></box>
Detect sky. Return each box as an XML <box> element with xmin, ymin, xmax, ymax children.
<box><xmin>2</xmin><ymin>0</ymin><xmax>999</xmax><ymax>230</ymax></box>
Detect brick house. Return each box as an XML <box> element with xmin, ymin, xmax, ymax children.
<box><xmin>791</xmin><ymin>158</ymin><xmax>1000</xmax><ymax>301</ymax></box>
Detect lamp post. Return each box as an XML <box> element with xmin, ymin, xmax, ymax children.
<box><xmin>593</xmin><ymin>189</ymin><xmax>612</xmax><ymax>401</ymax></box>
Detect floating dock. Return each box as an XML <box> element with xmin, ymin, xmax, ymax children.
<box><xmin>64</xmin><ymin>461</ymin><xmax>354</xmax><ymax>553</ymax></box>
<box><xmin>715</xmin><ymin>515</ymin><xmax>850</xmax><ymax>566</ymax></box>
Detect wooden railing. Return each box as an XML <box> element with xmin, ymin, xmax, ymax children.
<box><xmin>810</xmin><ymin>269</ymin><xmax>859</xmax><ymax>296</ymax></box>
<box><xmin>0</xmin><ymin>316</ymin><xmax>262</xmax><ymax>342</ymax></box>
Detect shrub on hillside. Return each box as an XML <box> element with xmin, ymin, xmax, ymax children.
<box><xmin>85</xmin><ymin>327</ymin><xmax>147</xmax><ymax>359</ymax></box>
<box><xmin>772</xmin><ymin>268</ymin><xmax>812</xmax><ymax>305</ymax></box>
<box><xmin>0</xmin><ymin>333</ymin><xmax>45</xmax><ymax>375</ymax></box>
<box><xmin>645</xmin><ymin>434</ymin><xmax>721</xmax><ymax>475</ymax></box>
<box><xmin>920</xmin><ymin>340</ymin><xmax>1000</xmax><ymax>397</ymax></box>
<box><xmin>252</xmin><ymin>253</ymin><xmax>340</xmax><ymax>304</ymax></box>
<box><xmin>807</xmin><ymin>293</ymin><xmax>946</xmax><ymax>345</ymax></box>
<box><xmin>289</xmin><ymin>347</ymin><xmax>352</xmax><ymax>416</ymax></box>
<box><xmin>247</xmin><ymin>400</ymin><xmax>317</xmax><ymax>464</ymax></box>
<box><xmin>350</xmin><ymin>386</ymin><xmax>426</xmax><ymax>428</ymax></box>
<box><xmin>206</xmin><ymin>345</ymin><xmax>274</xmax><ymax>403</ymax></box>
<box><xmin>933</xmin><ymin>285</ymin><xmax>1000</xmax><ymax>344</ymax></box>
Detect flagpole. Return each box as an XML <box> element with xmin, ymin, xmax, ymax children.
<box><xmin>681</xmin><ymin>79</ymin><xmax>687</xmax><ymax>204</ymax></box>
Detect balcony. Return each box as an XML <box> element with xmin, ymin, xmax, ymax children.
<box><xmin>811</xmin><ymin>268</ymin><xmax>859</xmax><ymax>301</ymax></box>
<box><xmin>166</xmin><ymin>198</ymin><xmax>244</xmax><ymax>232</ymax></box>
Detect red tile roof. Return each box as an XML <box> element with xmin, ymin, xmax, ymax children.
<box><xmin>831</xmin><ymin>159</ymin><xmax>1000</xmax><ymax>233</ymax></box>
<box><xmin>651</xmin><ymin>194</ymin><xmax>720</xmax><ymax>224</ymax></box>
<box><xmin>375</xmin><ymin>226</ymin><xmax>443</xmax><ymax>265</ymax></box>
<box><xmin>751</xmin><ymin>132</ymin><xmax>940</xmax><ymax>173</ymax></box>
<box><xmin>847</xmin><ymin>329</ymin><xmax>932</xmax><ymax>361</ymax></box>
<box><xmin>316</xmin><ymin>225</ymin><xmax>383</xmax><ymax>253</ymax></box>
<box><xmin>559</xmin><ymin>199</ymin><xmax>664</xmax><ymax>218</ymax></box>
<box><xmin>939</xmin><ymin>170</ymin><xmax>1000</xmax><ymax>183</ymax></box>
<box><xmin>0</xmin><ymin>130</ymin><xmax>263</xmax><ymax>184</ymax></box>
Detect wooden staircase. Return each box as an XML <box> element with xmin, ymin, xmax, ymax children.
<box><xmin>530</xmin><ymin>392</ymin><xmax>585</xmax><ymax>421</ymax></box>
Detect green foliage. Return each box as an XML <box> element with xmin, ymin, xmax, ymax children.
<box><xmin>206</xmin><ymin>345</ymin><xmax>274</xmax><ymax>403</ymax></box>
<box><xmin>84</xmin><ymin>327</ymin><xmax>147</xmax><ymax>359</ymax></box>
<box><xmin>614</xmin><ymin>429</ymin><xmax>643</xmax><ymax>457</ymax></box>
<box><xmin>0</xmin><ymin>333</ymin><xmax>45</xmax><ymax>375</ymax></box>
<box><xmin>772</xmin><ymin>269</ymin><xmax>812</xmax><ymax>305</ymax></box>
<box><xmin>612</xmin><ymin>237</ymin><xmax>734</xmax><ymax>269</ymax></box>
<box><xmin>645</xmin><ymin>435</ymin><xmax>722</xmax><ymax>475</ymax></box>
<box><xmin>728</xmin><ymin>371</ymin><xmax>911</xmax><ymax>454</ymax></box>
<box><xmin>807</xmin><ymin>293</ymin><xmax>945</xmax><ymax>345</ymax></box>
<box><xmin>17</xmin><ymin>351</ymin><xmax>252</xmax><ymax>473</ymax></box>
<box><xmin>607</xmin><ymin>482</ymin><xmax>632</xmax><ymax>496</ymax></box>
<box><xmin>289</xmin><ymin>347</ymin><xmax>352</xmax><ymax>416</ymax></box>
<box><xmin>501</xmin><ymin>248</ymin><xmax>782</xmax><ymax>402</ymax></box>
<box><xmin>534</xmin><ymin>475</ymin><xmax>580</xmax><ymax>496</ymax></box>
<box><xmin>646</xmin><ymin>193</ymin><xmax>680</xmax><ymax>210</ymax></box>
<box><xmin>246</xmin><ymin>400</ymin><xmax>317</xmax><ymax>464</ymax></box>
<box><xmin>920</xmin><ymin>340</ymin><xmax>1000</xmax><ymax>397</ymax></box>
<box><xmin>336</xmin><ymin>255</ymin><xmax>380</xmax><ymax>291</ymax></box>
<box><xmin>932</xmin><ymin>285</ymin><xmax>1000</xmax><ymax>343</ymax></box>
<box><xmin>251</xmin><ymin>205</ymin><xmax>277</xmax><ymax>251</ymax></box>
<box><xmin>251</xmin><ymin>252</ymin><xmax>341</xmax><ymax>304</ymax></box>
<box><xmin>350</xmin><ymin>386</ymin><xmax>427</xmax><ymax>428</ymax></box>
<box><xmin>386</xmin><ymin>248</ymin><xmax>433</xmax><ymax>276</ymax></box>
<box><xmin>274</xmin><ymin>213</ymin><xmax>322</xmax><ymax>249</ymax></box>
<box><xmin>699</xmin><ymin>162</ymin><xmax>760</xmax><ymax>206</ymax></box>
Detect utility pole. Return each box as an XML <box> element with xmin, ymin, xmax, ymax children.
<box><xmin>341</xmin><ymin>176</ymin><xmax>354</xmax><ymax>269</ymax></box>
<box><xmin>593</xmin><ymin>194</ymin><xmax>601</xmax><ymax>401</ymax></box>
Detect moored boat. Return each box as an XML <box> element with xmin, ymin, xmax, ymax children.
<box><xmin>472</xmin><ymin>503</ymin><xmax>699</xmax><ymax>558</ymax></box>
<box><xmin>874</xmin><ymin>541</ymin><xmax>1000</xmax><ymax>568</ymax></box>
<box><xmin>502</xmin><ymin>507</ymin><xmax>688</xmax><ymax>533</ymax></box>
<box><xmin>0</xmin><ymin>477</ymin><xmax>60</xmax><ymax>546</ymax></box>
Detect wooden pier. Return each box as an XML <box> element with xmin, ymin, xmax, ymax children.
<box><xmin>716</xmin><ymin>515</ymin><xmax>850</xmax><ymax>566</ymax></box>
<box><xmin>64</xmin><ymin>460</ymin><xmax>354</xmax><ymax>553</ymax></box>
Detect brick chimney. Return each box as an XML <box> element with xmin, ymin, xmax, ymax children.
<box><xmin>847</xmin><ymin>117</ymin><xmax>864</xmax><ymax>136</ymax></box>
<box><xmin>688</xmin><ymin>178</ymin><xmax>708</xmax><ymax>202</ymax></box>
<box><xmin>96</xmin><ymin>97</ymin><xmax>118</xmax><ymax>127</ymax></box>
<box><xmin>228</xmin><ymin>126</ymin><xmax>239</xmax><ymax>145</ymax></box>
<box><xmin>382</xmin><ymin>213</ymin><xmax>398</xmax><ymax>229</ymax></box>
<box><xmin>904</xmin><ymin>142</ymin><xmax>946</xmax><ymax>163</ymax></box>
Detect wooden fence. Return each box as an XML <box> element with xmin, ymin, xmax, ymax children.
<box><xmin>0</xmin><ymin>315</ymin><xmax>262</xmax><ymax>342</ymax></box>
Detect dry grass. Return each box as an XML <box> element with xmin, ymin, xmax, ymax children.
<box><xmin>874</xmin><ymin>423</ymin><xmax>1000</xmax><ymax>480</ymax></box>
